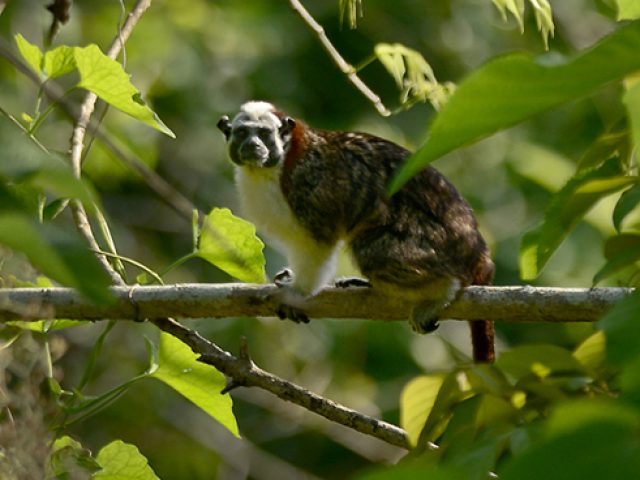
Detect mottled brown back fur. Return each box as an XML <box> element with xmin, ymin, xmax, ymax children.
<box><xmin>282</xmin><ymin>123</ymin><xmax>495</xmax><ymax>362</ymax></box>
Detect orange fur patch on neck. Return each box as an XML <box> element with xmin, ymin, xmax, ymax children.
<box><xmin>280</xmin><ymin>120</ymin><xmax>306</xmax><ymax>197</ymax></box>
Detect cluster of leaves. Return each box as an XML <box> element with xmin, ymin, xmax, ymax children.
<box><xmin>389</xmin><ymin>19</ymin><xmax>640</xmax><ymax>288</ymax></box>
<box><xmin>356</xmin><ymin>289</ymin><xmax>640</xmax><ymax>479</ymax></box>
<box><xmin>2</xmin><ymin>31</ymin><xmax>268</xmax><ymax>477</ymax></box>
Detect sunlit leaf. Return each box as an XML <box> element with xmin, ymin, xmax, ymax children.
<box><xmin>94</xmin><ymin>440</ymin><xmax>159</xmax><ymax>480</ymax></box>
<box><xmin>492</xmin><ymin>0</ymin><xmax>525</xmax><ymax>31</ymax></box>
<box><xmin>573</xmin><ymin>331</ymin><xmax>606</xmax><ymax>371</ymax></box>
<box><xmin>48</xmin><ymin>435</ymin><xmax>100</xmax><ymax>478</ymax></box>
<box><xmin>528</xmin><ymin>0</ymin><xmax>555</xmax><ymax>50</ymax></box>
<box><xmin>196</xmin><ymin>207</ymin><xmax>266</xmax><ymax>284</ymax></box>
<box><xmin>400</xmin><ymin>374</ymin><xmax>446</xmax><ymax>446</ymax></box>
<box><xmin>390</xmin><ymin>21</ymin><xmax>640</xmax><ymax>193</ymax></box>
<box><xmin>150</xmin><ymin>332</ymin><xmax>239</xmax><ymax>437</ymax></box>
<box><xmin>74</xmin><ymin>44</ymin><xmax>175</xmax><ymax>137</ymax></box>
<box><xmin>43</xmin><ymin>45</ymin><xmax>76</xmax><ymax>79</ymax></box>
<box><xmin>617</xmin><ymin>0</ymin><xmax>640</xmax><ymax>20</ymax></box>
<box><xmin>375</xmin><ymin>43</ymin><xmax>453</xmax><ymax>110</ymax></box>
<box><xmin>339</xmin><ymin>0</ymin><xmax>363</xmax><ymax>29</ymax></box>
<box><xmin>14</xmin><ymin>34</ymin><xmax>43</xmax><ymax>76</ymax></box>
<box><xmin>519</xmin><ymin>159</ymin><xmax>635</xmax><ymax>280</ymax></box>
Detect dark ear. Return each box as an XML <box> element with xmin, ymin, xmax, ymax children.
<box><xmin>280</xmin><ymin>116</ymin><xmax>296</xmax><ymax>135</ymax></box>
<box><xmin>217</xmin><ymin>115</ymin><xmax>232</xmax><ymax>139</ymax></box>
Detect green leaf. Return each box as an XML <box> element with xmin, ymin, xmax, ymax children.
<box><xmin>593</xmin><ymin>233</ymin><xmax>640</xmax><ymax>285</ymax></box>
<box><xmin>623</xmin><ymin>81</ymin><xmax>640</xmax><ymax>164</ymax></box>
<box><xmin>491</xmin><ymin>0</ymin><xmax>525</xmax><ymax>31</ymax></box>
<box><xmin>501</xmin><ymin>400</ymin><xmax>640</xmax><ymax>480</ymax></box>
<box><xmin>374</xmin><ymin>43</ymin><xmax>453</xmax><ymax>110</ymax></box>
<box><xmin>150</xmin><ymin>332</ymin><xmax>239</xmax><ymax>437</ymax></box>
<box><xmin>390</xmin><ymin>21</ymin><xmax>640</xmax><ymax>193</ymax></box>
<box><xmin>48</xmin><ymin>435</ymin><xmax>100</xmax><ymax>478</ymax></box>
<box><xmin>94</xmin><ymin>440</ymin><xmax>159</xmax><ymax>480</ymax></box>
<box><xmin>613</xmin><ymin>183</ymin><xmax>640</xmax><ymax>231</ymax></box>
<box><xmin>400</xmin><ymin>374</ymin><xmax>446</xmax><ymax>447</ymax></box>
<box><xmin>573</xmin><ymin>331</ymin><xmax>606</xmax><ymax>371</ymax></box>
<box><xmin>497</xmin><ymin>345</ymin><xmax>585</xmax><ymax>380</ymax></box>
<box><xmin>43</xmin><ymin>45</ymin><xmax>76</xmax><ymax>79</ymax></box>
<box><xmin>356</xmin><ymin>463</ymin><xmax>467</xmax><ymax>480</ymax></box>
<box><xmin>0</xmin><ymin>212</ymin><xmax>112</xmax><ymax>304</ymax></box>
<box><xmin>73</xmin><ymin>44</ymin><xmax>174</xmax><ymax>137</ymax></box>
<box><xmin>519</xmin><ymin>159</ymin><xmax>635</xmax><ymax>280</ymax></box>
<box><xmin>196</xmin><ymin>207</ymin><xmax>266</xmax><ymax>284</ymax></box>
<box><xmin>14</xmin><ymin>34</ymin><xmax>43</xmax><ymax>76</ymax></box>
<box><xmin>617</xmin><ymin>0</ymin><xmax>640</xmax><ymax>20</ymax></box>
<box><xmin>598</xmin><ymin>289</ymin><xmax>640</xmax><ymax>366</ymax></box>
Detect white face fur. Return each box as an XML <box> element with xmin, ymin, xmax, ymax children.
<box><xmin>221</xmin><ymin>101</ymin><xmax>290</xmax><ymax>169</ymax></box>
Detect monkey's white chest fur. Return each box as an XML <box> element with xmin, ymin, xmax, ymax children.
<box><xmin>235</xmin><ymin>167</ymin><xmax>339</xmax><ymax>295</ymax></box>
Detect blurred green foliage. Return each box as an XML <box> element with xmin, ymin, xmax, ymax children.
<box><xmin>1</xmin><ymin>0</ymin><xmax>640</xmax><ymax>478</ymax></box>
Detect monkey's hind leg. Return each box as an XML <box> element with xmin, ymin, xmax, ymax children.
<box><xmin>408</xmin><ymin>277</ymin><xmax>461</xmax><ymax>334</ymax></box>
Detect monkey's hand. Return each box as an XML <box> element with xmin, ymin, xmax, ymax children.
<box><xmin>410</xmin><ymin>300</ymin><xmax>447</xmax><ymax>334</ymax></box>
<box><xmin>275</xmin><ymin>303</ymin><xmax>310</xmax><ymax>324</ymax></box>
<box><xmin>273</xmin><ymin>268</ymin><xmax>294</xmax><ymax>287</ymax></box>
<box><xmin>273</xmin><ymin>274</ymin><xmax>311</xmax><ymax>323</ymax></box>
<box><xmin>334</xmin><ymin>277</ymin><xmax>371</xmax><ymax>288</ymax></box>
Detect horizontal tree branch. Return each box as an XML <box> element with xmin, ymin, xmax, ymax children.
<box><xmin>0</xmin><ymin>284</ymin><xmax>632</xmax><ymax>322</ymax></box>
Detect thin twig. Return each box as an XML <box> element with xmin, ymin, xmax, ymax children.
<box><xmin>152</xmin><ymin>316</ymin><xmax>411</xmax><ymax>449</ymax></box>
<box><xmin>288</xmin><ymin>0</ymin><xmax>391</xmax><ymax>116</ymax></box>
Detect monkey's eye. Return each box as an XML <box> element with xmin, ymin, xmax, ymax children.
<box><xmin>234</xmin><ymin>127</ymin><xmax>249</xmax><ymax>140</ymax></box>
<box><xmin>257</xmin><ymin>127</ymin><xmax>272</xmax><ymax>140</ymax></box>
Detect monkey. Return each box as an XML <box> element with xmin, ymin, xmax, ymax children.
<box><xmin>217</xmin><ymin>101</ymin><xmax>495</xmax><ymax>363</ymax></box>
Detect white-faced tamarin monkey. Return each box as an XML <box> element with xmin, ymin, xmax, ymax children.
<box><xmin>218</xmin><ymin>101</ymin><xmax>495</xmax><ymax>363</ymax></box>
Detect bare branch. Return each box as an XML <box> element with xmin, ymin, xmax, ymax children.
<box><xmin>289</xmin><ymin>0</ymin><xmax>391</xmax><ymax>116</ymax></box>
<box><xmin>0</xmin><ymin>284</ymin><xmax>631</xmax><ymax>323</ymax></box>
<box><xmin>151</xmin><ymin>317</ymin><xmax>411</xmax><ymax>449</ymax></box>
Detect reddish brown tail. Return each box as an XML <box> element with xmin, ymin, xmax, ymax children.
<box><xmin>469</xmin><ymin>256</ymin><xmax>495</xmax><ymax>363</ymax></box>
<box><xmin>469</xmin><ymin>319</ymin><xmax>495</xmax><ymax>363</ymax></box>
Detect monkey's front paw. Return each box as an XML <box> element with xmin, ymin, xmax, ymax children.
<box><xmin>410</xmin><ymin>302</ymin><xmax>442</xmax><ymax>334</ymax></box>
<box><xmin>276</xmin><ymin>304</ymin><xmax>310</xmax><ymax>324</ymax></box>
<box><xmin>334</xmin><ymin>277</ymin><xmax>371</xmax><ymax>288</ymax></box>
<box><xmin>273</xmin><ymin>268</ymin><xmax>294</xmax><ymax>287</ymax></box>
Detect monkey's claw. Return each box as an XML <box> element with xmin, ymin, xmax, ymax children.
<box><xmin>276</xmin><ymin>304</ymin><xmax>310</xmax><ymax>324</ymax></box>
<box><xmin>410</xmin><ymin>301</ymin><xmax>443</xmax><ymax>334</ymax></box>
<box><xmin>273</xmin><ymin>268</ymin><xmax>293</xmax><ymax>287</ymax></box>
<box><xmin>334</xmin><ymin>277</ymin><xmax>371</xmax><ymax>288</ymax></box>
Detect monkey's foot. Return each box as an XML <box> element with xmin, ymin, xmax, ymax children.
<box><xmin>410</xmin><ymin>301</ymin><xmax>444</xmax><ymax>334</ymax></box>
<box><xmin>275</xmin><ymin>304</ymin><xmax>310</xmax><ymax>324</ymax></box>
<box><xmin>273</xmin><ymin>268</ymin><xmax>293</xmax><ymax>287</ymax></box>
<box><xmin>335</xmin><ymin>277</ymin><xmax>371</xmax><ymax>288</ymax></box>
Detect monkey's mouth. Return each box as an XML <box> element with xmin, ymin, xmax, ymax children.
<box><xmin>238</xmin><ymin>147</ymin><xmax>270</xmax><ymax>166</ymax></box>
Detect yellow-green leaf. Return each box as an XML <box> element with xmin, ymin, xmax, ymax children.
<box><xmin>400</xmin><ymin>374</ymin><xmax>446</xmax><ymax>447</ymax></box>
<box><xmin>94</xmin><ymin>440</ymin><xmax>159</xmax><ymax>480</ymax></box>
<box><xmin>73</xmin><ymin>44</ymin><xmax>175</xmax><ymax>137</ymax></box>
<box><xmin>617</xmin><ymin>0</ymin><xmax>640</xmax><ymax>20</ymax></box>
<box><xmin>196</xmin><ymin>207</ymin><xmax>266</xmax><ymax>283</ymax></box>
<box><xmin>573</xmin><ymin>331</ymin><xmax>606</xmax><ymax>371</ymax></box>
<box><xmin>14</xmin><ymin>34</ymin><xmax>43</xmax><ymax>76</ymax></box>
<box><xmin>44</xmin><ymin>45</ymin><xmax>76</xmax><ymax>79</ymax></box>
<box><xmin>150</xmin><ymin>332</ymin><xmax>239</xmax><ymax>437</ymax></box>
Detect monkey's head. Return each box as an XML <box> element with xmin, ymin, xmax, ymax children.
<box><xmin>218</xmin><ymin>101</ymin><xmax>296</xmax><ymax>168</ymax></box>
